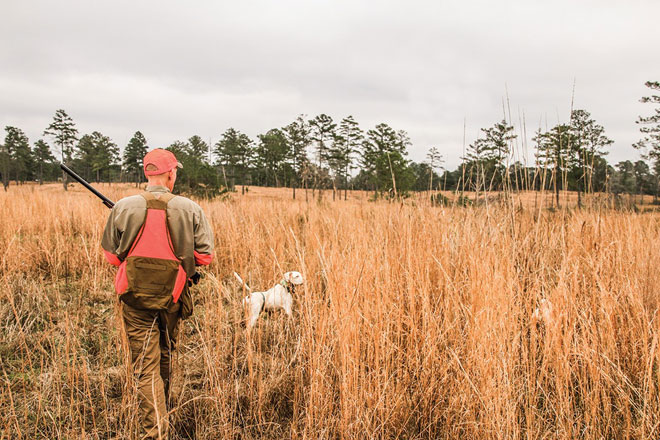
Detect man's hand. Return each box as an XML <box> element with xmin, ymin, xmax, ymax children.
<box><xmin>187</xmin><ymin>271</ymin><xmax>202</xmax><ymax>287</ymax></box>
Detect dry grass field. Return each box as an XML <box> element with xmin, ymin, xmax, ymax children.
<box><xmin>1</xmin><ymin>183</ymin><xmax>659</xmax><ymax>439</ymax></box>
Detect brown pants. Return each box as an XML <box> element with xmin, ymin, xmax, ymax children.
<box><xmin>122</xmin><ymin>301</ymin><xmax>181</xmax><ymax>440</ymax></box>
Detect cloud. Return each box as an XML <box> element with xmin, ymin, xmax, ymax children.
<box><xmin>1</xmin><ymin>0</ymin><xmax>658</xmax><ymax>168</ymax></box>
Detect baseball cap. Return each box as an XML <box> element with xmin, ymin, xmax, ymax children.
<box><xmin>143</xmin><ymin>149</ymin><xmax>183</xmax><ymax>176</ymax></box>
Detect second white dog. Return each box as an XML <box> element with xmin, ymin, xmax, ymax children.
<box><xmin>242</xmin><ymin>271</ymin><xmax>304</xmax><ymax>329</ymax></box>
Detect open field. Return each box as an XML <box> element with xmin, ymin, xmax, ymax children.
<box><xmin>1</xmin><ymin>183</ymin><xmax>659</xmax><ymax>439</ymax></box>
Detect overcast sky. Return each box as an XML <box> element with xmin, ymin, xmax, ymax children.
<box><xmin>1</xmin><ymin>0</ymin><xmax>658</xmax><ymax>169</ymax></box>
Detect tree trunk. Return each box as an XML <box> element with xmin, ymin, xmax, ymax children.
<box><xmin>554</xmin><ymin>169</ymin><xmax>560</xmax><ymax>208</ymax></box>
<box><xmin>577</xmin><ymin>186</ymin><xmax>582</xmax><ymax>208</ymax></box>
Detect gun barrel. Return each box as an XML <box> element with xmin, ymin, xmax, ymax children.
<box><xmin>60</xmin><ymin>163</ymin><xmax>115</xmax><ymax>209</ymax></box>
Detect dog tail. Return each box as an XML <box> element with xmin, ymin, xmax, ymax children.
<box><xmin>234</xmin><ymin>271</ymin><xmax>251</xmax><ymax>292</ymax></box>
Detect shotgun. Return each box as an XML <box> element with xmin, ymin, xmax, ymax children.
<box><xmin>60</xmin><ymin>163</ymin><xmax>115</xmax><ymax>209</ymax></box>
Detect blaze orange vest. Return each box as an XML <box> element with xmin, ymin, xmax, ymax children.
<box><xmin>114</xmin><ymin>192</ymin><xmax>187</xmax><ymax>310</ymax></box>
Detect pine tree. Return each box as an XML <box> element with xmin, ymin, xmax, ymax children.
<box><xmin>33</xmin><ymin>140</ymin><xmax>56</xmax><ymax>184</ymax></box>
<box><xmin>43</xmin><ymin>109</ymin><xmax>78</xmax><ymax>191</ymax></box>
<box><xmin>283</xmin><ymin>115</ymin><xmax>311</xmax><ymax>198</ymax></box>
<box><xmin>361</xmin><ymin>123</ymin><xmax>411</xmax><ymax>196</ymax></box>
<box><xmin>633</xmin><ymin>81</ymin><xmax>660</xmax><ymax>200</ymax></box>
<box><xmin>612</xmin><ymin>160</ymin><xmax>636</xmax><ymax>195</ymax></box>
<box><xmin>91</xmin><ymin>132</ymin><xmax>119</xmax><ymax>182</ymax></box>
<box><xmin>464</xmin><ymin>120</ymin><xmax>515</xmax><ymax>192</ymax></box>
<box><xmin>569</xmin><ymin>109</ymin><xmax>613</xmax><ymax>204</ymax></box>
<box><xmin>188</xmin><ymin>135</ymin><xmax>209</xmax><ymax>162</ymax></box>
<box><xmin>1</xmin><ymin>127</ymin><xmax>15</xmax><ymax>191</ymax></box>
<box><xmin>255</xmin><ymin>129</ymin><xmax>290</xmax><ymax>187</ymax></box>
<box><xmin>11</xmin><ymin>128</ymin><xmax>33</xmax><ymax>184</ymax></box>
<box><xmin>214</xmin><ymin>128</ymin><xmax>253</xmax><ymax>190</ymax></box>
<box><xmin>75</xmin><ymin>134</ymin><xmax>96</xmax><ymax>180</ymax></box>
<box><xmin>123</xmin><ymin>131</ymin><xmax>148</xmax><ymax>186</ymax></box>
<box><xmin>309</xmin><ymin>114</ymin><xmax>336</xmax><ymax>192</ymax></box>
<box><xmin>426</xmin><ymin>146</ymin><xmax>444</xmax><ymax>192</ymax></box>
<box><xmin>328</xmin><ymin>116</ymin><xmax>363</xmax><ymax>200</ymax></box>
<box><xmin>534</xmin><ymin>124</ymin><xmax>572</xmax><ymax>207</ymax></box>
<box><xmin>3</xmin><ymin>127</ymin><xmax>32</xmax><ymax>187</ymax></box>
<box><xmin>633</xmin><ymin>160</ymin><xmax>651</xmax><ymax>202</ymax></box>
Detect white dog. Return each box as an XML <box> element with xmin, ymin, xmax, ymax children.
<box><xmin>239</xmin><ymin>271</ymin><xmax>304</xmax><ymax>329</ymax></box>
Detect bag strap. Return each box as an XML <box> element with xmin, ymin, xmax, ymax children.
<box><xmin>141</xmin><ymin>191</ymin><xmax>176</xmax><ymax>210</ymax></box>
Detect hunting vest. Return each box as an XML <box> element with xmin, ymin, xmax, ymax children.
<box><xmin>114</xmin><ymin>192</ymin><xmax>187</xmax><ymax>310</ymax></box>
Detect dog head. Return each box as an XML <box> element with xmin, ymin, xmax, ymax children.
<box><xmin>284</xmin><ymin>271</ymin><xmax>304</xmax><ymax>285</ymax></box>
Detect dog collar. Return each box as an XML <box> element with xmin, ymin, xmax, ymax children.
<box><xmin>280</xmin><ymin>279</ymin><xmax>296</xmax><ymax>294</ymax></box>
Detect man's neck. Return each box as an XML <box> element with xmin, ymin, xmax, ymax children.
<box><xmin>146</xmin><ymin>184</ymin><xmax>171</xmax><ymax>192</ymax></box>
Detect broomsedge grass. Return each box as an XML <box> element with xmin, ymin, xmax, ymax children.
<box><xmin>0</xmin><ymin>183</ymin><xmax>659</xmax><ymax>439</ymax></box>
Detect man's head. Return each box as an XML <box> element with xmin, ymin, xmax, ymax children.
<box><xmin>143</xmin><ymin>149</ymin><xmax>182</xmax><ymax>191</ymax></box>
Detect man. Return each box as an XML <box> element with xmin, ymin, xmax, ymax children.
<box><xmin>101</xmin><ymin>148</ymin><xmax>214</xmax><ymax>439</ymax></box>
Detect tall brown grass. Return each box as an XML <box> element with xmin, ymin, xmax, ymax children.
<box><xmin>0</xmin><ymin>183</ymin><xmax>659</xmax><ymax>439</ymax></box>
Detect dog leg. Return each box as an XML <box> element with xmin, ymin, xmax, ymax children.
<box><xmin>248</xmin><ymin>313</ymin><xmax>260</xmax><ymax>329</ymax></box>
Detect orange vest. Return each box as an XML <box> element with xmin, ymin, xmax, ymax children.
<box><xmin>114</xmin><ymin>192</ymin><xmax>187</xmax><ymax>309</ymax></box>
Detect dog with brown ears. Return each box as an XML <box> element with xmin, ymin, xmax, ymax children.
<box><xmin>237</xmin><ymin>271</ymin><xmax>304</xmax><ymax>329</ymax></box>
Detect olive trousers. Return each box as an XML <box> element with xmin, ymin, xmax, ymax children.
<box><xmin>122</xmin><ymin>301</ymin><xmax>181</xmax><ymax>440</ymax></box>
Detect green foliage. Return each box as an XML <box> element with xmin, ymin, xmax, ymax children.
<box><xmin>33</xmin><ymin>140</ymin><xmax>56</xmax><ymax>184</ymax></box>
<box><xmin>611</xmin><ymin>161</ymin><xmax>636</xmax><ymax>194</ymax></box>
<box><xmin>360</xmin><ymin>123</ymin><xmax>412</xmax><ymax>194</ymax></box>
<box><xmin>409</xmin><ymin>161</ymin><xmax>441</xmax><ymax>192</ymax></box>
<box><xmin>464</xmin><ymin>120</ymin><xmax>516</xmax><ymax>191</ymax></box>
<box><xmin>167</xmin><ymin>139</ymin><xmax>223</xmax><ymax>198</ymax></box>
<box><xmin>188</xmin><ymin>135</ymin><xmax>209</xmax><ymax>161</ymax></box>
<box><xmin>43</xmin><ymin>109</ymin><xmax>78</xmax><ymax>163</ymax></box>
<box><xmin>429</xmin><ymin>192</ymin><xmax>451</xmax><ymax>206</ymax></box>
<box><xmin>214</xmin><ymin>128</ymin><xmax>253</xmax><ymax>189</ymax></box>
<box><xmin>310</xmin><ymin>114</ymin><xmax>336</xmax><ymax>169</ymax></box>
<box><xmin>43</xmin><ymin>109</ymin><xmax>78</xmax><ymax>190</ymax></box>
<box><xmin>328</xmin><ymin>116</ymin><xmax>362</xmax><ymax>195</ymax></box>
<box><xmin>283</xmin><ymin>115</ymin><xmax>311</xmax><ymax>188</ymax></box>
<box><xmin>0</xmin><ymin>139</ymin><xmax>9</xmax><ymax>190</ymax></box>
<box><xmin>2</xmin><ymin>126</ymin><xmax>33</xmax><ymax>187</ymax></box>
<box><xmin>5</xmin><ymin>107</ymin><xmax>659</xmax><ymax>203</ymax></box>
<box><xmin>633</xmin><ymin>160</ymin><xmax>651</xmax><ymax>195</ymax></box>
<box><xmin>123</xmin><ymin>131</ymin><xmax>149</xmax><ymax>185</ymax></box>
<box><xmin>73</xmin><ymin>132</ymin><xmax>119</xmax><ymax>182</ymax></box>
<box><xmin>634</xmin><ymin>81</ymin><xmax>660</xmax><ymax>198</ymax></box>
<box><xmin>9</xmin><ymin>127</ymin><xmax>33</xmax><ymax>183</ymax></box>
<box><xmin>425</xmin><ymin>147</ymin><xmax>444</xmax><ymax>191</ymax></box>
<box><xmin>569</xmin><ymin>109</ymin><xmax>613</xmax><ymax>195</ymax></box>
<box><xmin>253</xmin><ymin>129</ymin><xmax>290</xmax><ymax>187</ymax></box>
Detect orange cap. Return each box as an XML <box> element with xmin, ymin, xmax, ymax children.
<box><xmin>143</xmin><ymin>149</ymin><xmax>183</xmax><ymax>176</ymax></box>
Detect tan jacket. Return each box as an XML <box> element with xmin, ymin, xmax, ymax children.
<box><xmin>101</xmin><ymin>185</ymin><xmax>214</xmax><ymax>276</ymax></box>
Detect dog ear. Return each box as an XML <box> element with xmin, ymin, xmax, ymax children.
<box><xmin>283</xmin><ymin>272</ymin><xmax>292</xmax><ymax>282</ymax></box>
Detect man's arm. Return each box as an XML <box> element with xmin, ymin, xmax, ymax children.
<box><xmin>101</xmin><ymin>208</ymin><xmax>122</xmax><ymax>266</ymax></box>
<box><xmin>193</xmin><ymin>208</ymin><xmax>214</xmax><ymax>266</ymax></box>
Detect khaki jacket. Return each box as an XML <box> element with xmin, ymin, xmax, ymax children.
<box><xmin>101</xmin><ymin>185</ymin><xmax>214</xmax><ymax>277</ymax></box>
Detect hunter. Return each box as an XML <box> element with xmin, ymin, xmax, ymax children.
<box><xmin>101</xmin><ymin>148</ymin><xmax>214</xmax><ymax>439</ymax></box>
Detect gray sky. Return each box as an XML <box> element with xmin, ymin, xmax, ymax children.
<box><xmin>1</xmin><ymin>0</ymin><xmax>658</xmax><ymax>169</ymax></box>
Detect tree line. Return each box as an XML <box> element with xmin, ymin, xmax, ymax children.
<box><xmin>1</xmin><ymin>82</ymin><xmax>659</xmax><ymax>204</ymax></box>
